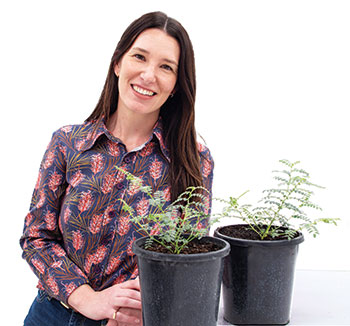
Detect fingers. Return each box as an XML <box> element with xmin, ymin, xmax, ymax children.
<box><xmin>115</xmin><ymin>288</ymin><xmax>141</xmax><ymax>302</ymax></box>
<box><xmin>102</xmin><ymin>278</ymin><xmax>142</xmax><ymax>324</ymax></box>
<box><xmin>113</xmin><ymin>296</ymin><xmax>142</xmax><ymax>311</ymax></box>
<box><xmin>109</xmin><ymin>287</ymin><xmax>141</xmax><ymax>311</ymax></box>
<box><xmin>106</xmin><ymin>319</ymin><xmax>118</xmax><ymax>326</ymax></box>
<box><xmin>114</xmin><ymin>307</ymin><xmax>142</xmax><ymax>325</ymax></box>
<box><xmin>120</xmin><ymin>277</ymin><xmax>140</xmax><ymax>291</ymax></box>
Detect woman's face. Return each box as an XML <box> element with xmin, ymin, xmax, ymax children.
<box><xmin>115</xmin><ymin>28</ymin><xmax>180</xmax><ymax>118</ymax></box>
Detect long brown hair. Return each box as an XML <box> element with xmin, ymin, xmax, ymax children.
<box><xmin>87</xmin><ymin>11</ymin><xmax>203</xmax><ymax>201</ymax></box>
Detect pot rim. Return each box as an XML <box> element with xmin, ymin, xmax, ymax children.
<box><xmin>132</xmin><ymin>235</ymin><xmax>230</xmax><ymax>262</ymax></box>
<box><xmin>214</xmin><ymin>225</ymin><xmax>304</xmax><ymax>247</ymax></box>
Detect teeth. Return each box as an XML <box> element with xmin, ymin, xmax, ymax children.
<box><xmin>132</xmin><ymin>85</ymin><xmax>155</xmax><ymax>96</ymax></box>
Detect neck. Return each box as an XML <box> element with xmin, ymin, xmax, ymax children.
<box><xmin>107</xmin><ymin>110</ymin><xmax>159</xmax><ymax>152</ymax></box>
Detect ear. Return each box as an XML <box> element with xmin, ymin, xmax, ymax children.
<box><xmin>171</xmin><ymin>84</ymin><xmax>178</xmax><ymax>95</ymax></box>
<box><xmin>114</xmin><ymin>63</ymin><xmax>120</xmax><ymax>77</ymax></box>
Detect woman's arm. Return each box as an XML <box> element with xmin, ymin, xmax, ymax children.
<box><xmin>20</xmin><ymin>129</ymin><xmax>89</xmax><ymax>303</ymax></box>
<box><xmin>68</xmin><ymin>279</ymin><xmax>142</xmax><ymax>324</ymax></box>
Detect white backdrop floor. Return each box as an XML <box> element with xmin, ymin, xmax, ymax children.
<box><xmin>217</xmin><ymin>270</ymin><xmax>350</xmax><ymax>326</ymax></box>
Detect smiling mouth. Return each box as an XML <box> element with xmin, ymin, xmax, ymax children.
<box><xmin>132</xmin><ymin>84</ymin><xmax>156</xmax><ymax>97</ymax></box>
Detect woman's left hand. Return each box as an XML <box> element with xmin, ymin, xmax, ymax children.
<box><xmin>106</xmin><ymin>319</ymin><xmax>118</xmax><ymax>326</ymax></box>
<box><xmin>68</xmin><ymin>278</ymin><xmax>142</xmax><ymax>324</ymax></box>
<box><xmin>106</xmin><ymin>307</ymin><xmax>143</xmax><ymax>326</ymax></box>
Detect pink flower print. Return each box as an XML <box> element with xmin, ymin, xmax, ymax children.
<box><xmin>47</xmin><ymin>274</ymin><xmax>59</xmax><ymax>296</ymax></box>
<box><xmin>117</xmin><ymin>213</ymin><xmax>131</xmax><ymax>236</ymax></box>
<box><xmin>163</xmin><ymin>186</ymin><xmax>171</xmax><ymax>202</ymax></box>
<box><xmin>150</xmin><ymin>223</ymin><xmax>161</xmax><ymax>236</ymax></box>
<box><xmin>52</xmin><ymin>244</ymin><xmax>66</xmax><ymax>257</ymax></box>
<box><xmin>127</xmin><ymin>179</ymin><xmax>141</xmax><ymax>196</ymax></box>
<box><xmin>136</xmin><ymin>198</ymin><xmax>149</xmax><ymax>217</ymax></box>
<box><xmin>108</xmin><ymin>141</ymin><xmax>120</xmax><ymax>157</ymax></box>
<box><xmin>91</xmin><ymin>154</ymin><xmax>104</xmax><ymax>175</ymax></box>
<box><xmin>197</xmin><ymin>142</ymin><xmax>205</xmax><ymax>153</ymax></box>
<box><xmin>58</xmin><ymin>144</ymin><xmax>67</xmax><ymax>158</ymax></box>
<box><xmin>127</xmin><ymin>237</ymin><xmax>135</xmax><ymax>256</ymax></box>
<box><xmin>116</xmin><ymin>168</ymin><xmax>126</xmax><ymax>183</ymax></box>
<box><xmin>89</xmin><ymin>213</ymin><xmax>103</xmax><ymax>234</ymax></box>
<box><xmin>35</xmin><ymin>170</ymin><xmax>42</xmax><ymax>190</ymax></box>
<box><xmin>63</xmin><ymin>282</ymin><xmax>77</xmax><ymax>297</ymax></box>
<box><xmin>25</xmin><ymin>213</ymin><xmax>34</xmax><ymax>226</ymax></box>
<box><xmin>33</xmin><ymin>239</ymin><xmax>44</xmax><ymax>249</ymax></box>
<box><xmin>101</xmin><ymin>173</ymin><xmax>117</xmax><ymax>194</ymax></box>
<box><xmin>61</xmin><ymin>125</ymin><xmax>72</xmax><ymax>133</ymax></box>
<box><xmin>51</xmin><ymin>260</ymin><xmax>63</xmax><ymax>270</ymax></box>
<box><xmin>71</xmin><ymin>170</ymin><xmax>84</xmax><ymax>187</ymax></box>
<box><xmin>103</xmin><ymin>205</ymin><xmax>114</xmax><ymax>226</ymax></box>
<box><xmin>31</xmin><ymin>258</ymin><xmax>46</xmax><ymax>275</ymax></box>
<box><xmin>78</xmin><ymin>191</ymin><xmax>93</xmax><ymax>212</ymax></box>
<box><xmin>93</xmin><ymin>245</ymin><xmax>107</xmax><ymax>264</ymax></box>
<box><xmin>72</xmin><ymin>230</ymin><xmax>84</xmax><ymax>251</ymax></box>
<box><xmin>28</xmin><ymin>224</ymin><xmax>40</xmax><ymax>238</ymax></box>
<box><xmin>202</xmin><ymin>158</ymin><xmax>212</xmax><ymax>178</ymax></box>
<box><xmin>43</xmin><ymin>150</ymin><xmax>55</xmax><ymax>169</ymax></box>
<box><xmin>106</xmin><ymin>255</ymin><xmax>122</xmax><ymax>275</ymax></box>
<box><xmin>75</xmin><ymin>139</ymin><xmax>86</xmax><ymax>151</ymax></box>
<box><xmin>62</xmin><ymin>207</ymin><xmax>71</xmax><ymax>224</ymax></box>
<box><xmin>84</xmin><ymin>254</ymin><xmax>94</xmax><ymax>274</ymax></box>
<box><xmin>35</xmin><ymin>189</ymin><xmax>46</xmax><ymax>209</ymax></box>
<box><xmin>140</xmin><ymin>142</ymin><xmax>155</xmax><ymax>157</ymax></box>
<box><xmin>150</xmin><ymin>159</ymin><xmax>162</xmax><ymax>180</ymax></box>
<box><xmin>37</xmin><ymin>280</ymin><xmax>45</xmax><ymax>291</ymax></box>
<box><xmin>48</xmin><ymin>170</ymin><xmax>62</xmax><ymax>192</ymax></box>
<box><xmin>131</xmin><ymin>266</ymin><xmax>139</xmax><ymax>279</ymax></box>
<box><xmin>45</xmin><ymin>210</ymin><xmax>56</xmax><ymax>231</ymax></box>
<box><xmin>203</xmin><ymin>194</ymin><xmax>210</xmax><ymax>214</ymax></box>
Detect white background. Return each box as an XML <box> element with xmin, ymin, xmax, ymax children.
<box><xmin>1</xmin><ymin>0</ymin><xmax>349</xmax><ymax>324</ymax></box>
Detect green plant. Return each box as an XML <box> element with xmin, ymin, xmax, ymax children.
<box><xmin>116</xmin><ymin>167</ymin><xmax>217</xmax><ymax>254</ymax></box>
<box><xmin>216</xmin><ymin>159</ymin><xmax>339</xmax><ymax>240</ymax></box>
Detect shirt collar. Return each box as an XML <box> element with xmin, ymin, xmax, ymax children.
<box><xmin>78</xmin><ymin>118</ymin><xmax>170</xmax><ymax>162</ymax></box>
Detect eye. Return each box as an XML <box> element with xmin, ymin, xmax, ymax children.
<box><xmin>161</xmin><ymin>64</ymin><xmax>175</xmax><ymax>72</ymax></box>
<box><xmin>134</xmin><ymin>54</ymin><xmax>145</xmax><ymax>61</ymax></box>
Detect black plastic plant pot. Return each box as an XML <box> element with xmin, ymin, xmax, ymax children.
<box><xmin>214</xmin><ymin>226</ymin><xmax>304</xmax><ymax>325</ymax></box>
<box><xmin>132</xmin><ymin>236</ymin><xmax>230</xmax><ymax>326</ymax></box>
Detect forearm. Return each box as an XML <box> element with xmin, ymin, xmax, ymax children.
<box><xmin>68</xmin><ymin>284</ymin><xmax>96</xmax><ymax>313</ymax></box>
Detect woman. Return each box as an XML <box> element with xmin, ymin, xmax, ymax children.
<box><xmin>20</xmin><ymin>11</ymin><xmax>213</xmax><ymax>326</ymax></box>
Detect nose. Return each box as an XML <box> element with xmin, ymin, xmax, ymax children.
<box><xmin>140</xmin><ymin>65</ymin><xmax>156</xmax><ymax>84</ymax></box>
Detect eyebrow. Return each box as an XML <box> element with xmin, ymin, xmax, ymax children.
<box><xmin>131</xmin><ymin>47</ymin><xmax>179</xmax><ymax>67</ymax></box>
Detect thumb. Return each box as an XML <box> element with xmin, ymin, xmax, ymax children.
<box><xmin>106</xmin><ymin>319</ymin><xmax>118</xmax><ymax>326</ymax></box>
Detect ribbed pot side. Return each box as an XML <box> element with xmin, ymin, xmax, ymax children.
<box><xmin>215</xmin><ymin>226</ymin><xmax>304</xmax><ymax>325</ymax></box>
<box><xmin>133</xmin><ymin>236</ymin><xmax>230</xmax><ymax>326</ymax></box>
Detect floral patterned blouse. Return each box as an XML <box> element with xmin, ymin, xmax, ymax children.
<box><xmin>20</xmin><ymin>118</ymin><xmax>214</xmax><ymax>304</ymax></box>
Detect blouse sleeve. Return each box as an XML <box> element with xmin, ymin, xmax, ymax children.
<box><xmin>196</xmin><ymin>142</ymin><xmax>215</xmax><ymax>228</ymax></box>
<box><xmin>20</xmin><ymin>130</ymin><xmax>89</xmax><ymax>304</ymax></box>
<box><xmin>199</xmin><ymin>145</ymin><xmax>214</xmax><ymax>207</ymax></box>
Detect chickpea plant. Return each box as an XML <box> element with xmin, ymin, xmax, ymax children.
<box><xmin>116</xmin><ymin>167</ymin><xmax>217</xmax><ymax>254</ymax></box>
<box><xmin>216</xmin><ymin>159</ymin><xmax>339</xmax><ymax>240</ymax></box>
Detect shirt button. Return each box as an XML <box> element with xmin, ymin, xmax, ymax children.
<box><xmin>124</xmin><ymin>156</ymin><xmax>131</xmax><ymax>163</ymax></box>
<box><xmin>108</xmin><ymin>210</ymin><xmax>116</xmax><ymax>218</ymax></box>
<box><xmin>117</xmin><ymin>183</ymin><xmax>125</xmax><ymax>190</ymax></box>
